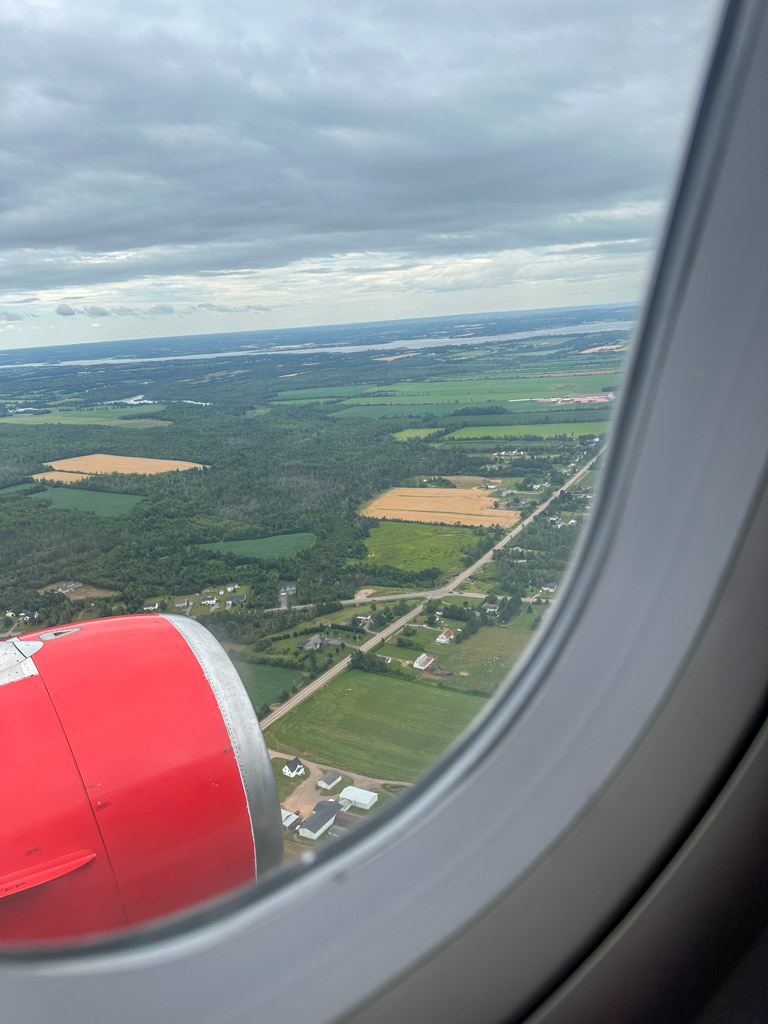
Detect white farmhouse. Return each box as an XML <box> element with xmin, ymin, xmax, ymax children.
<box><xmin>282</xmin><ymin>757</ymin><xmax>305</xmax><ymax>778</ymax></box>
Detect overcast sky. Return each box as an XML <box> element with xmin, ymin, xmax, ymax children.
<box><xmin>0</xmin><ymin>0</ymin><xmax>718</xmax><ymax>350</ymax></box>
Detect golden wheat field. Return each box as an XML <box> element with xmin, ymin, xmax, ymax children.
<box><xmin>32</xmin><ymin>470</ymin><xmax>94</xmax><ymax>484</ymax></box>
<box><xmin>43</xmin><ymin>454</ymin><xmax>208</xmax><ymax>475</ymax></box>
<box><xmin>361</xmin><ymin>487</ymin><xmax>521</xmax><ymax>528</ymax></box>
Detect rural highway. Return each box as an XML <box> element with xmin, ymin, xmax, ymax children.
<box><xmin>260</xmin><ymin>450</ymin><xmax>603</xmax><ymax>729</ymax></box>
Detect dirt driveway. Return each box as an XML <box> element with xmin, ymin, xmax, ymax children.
<box><xmin>269</xmin><ymin>750</ymin><xmax>410</xmax><ymax>818</ymax></box>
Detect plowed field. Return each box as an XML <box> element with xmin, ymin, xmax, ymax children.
<box><xmin>361</xmin><ymin>487</ymin><xmax>520</xmax><ymax>528</ymax></box>
<box><xmin>43</xmin><ymin>454</ymin><xmax>208</xmax><ymax>475</ymax></box>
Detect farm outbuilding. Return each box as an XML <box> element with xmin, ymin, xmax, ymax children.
<box><xmin>298</xmin><ymin>800</ymin><xmax>342</xmax><ymax>840</ymax></box>
<box><xmin>413</xmin><ymin>653</ymin><xmax>436</xmax><ymax>671</ymax></box>
<box><xmin>318</xmin><ymin>770</ymin><xmax>342</xmax><ymax>791</ymax></box>
<box><xmin>280</xmin><ymin>809</ymin><xmax>299</xmax><ymax>830</ymax></box>
<box><xmin>340</xmin><ymin>786</ymin><xmax>379</xmax><ymax>811</ymax></box>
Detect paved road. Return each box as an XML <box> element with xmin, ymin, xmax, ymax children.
<box><xmin>260</xmin><ymin>450</ymin><xmax>602</xmax><ymax>730</ymax></box>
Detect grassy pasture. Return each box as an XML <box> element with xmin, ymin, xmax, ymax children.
<box><xmin>200</xmin><ymin>533</ymin><xmax>316</xmax><ymax>558</ymax></box>
<box><xmin>429</xmin><ymin>619</ymin><xmax>545</xmax><ymax>696</ymax></box>
<box><xmin>264</xmin><ymin>669</ymin><xmax>486</xmax><ymax>780</ymax></box>
<box><xmin>8</xmin><ymin>406</ymin><xmax>170</xmax><ymax>428</ymax></box>
<box><xmin>0</xmin><ymin>482</ymin><xmax>36</xmax><ymax>494</ymax></box>
<box><xmin>446</xmin><ymin>422</ymin><xmax>608</xmax><ymax>439</ymax></box>
<box><xmin>235</xmin><ymin>662</ymin><xmax>306</xmax><ymax>709</ymax></box>
<box><xmin>363</xmin><ymin>521</ymin><xmax>474</xmax><ymax>575</ymax></box>
<box><xmin>373</xmin><ymin>642</ymin><xmax>419</xmax><ymax>662</ymax></box>
<box><xmin>30</xmin><ymin>488</ymin><xmax>142</xmax><ymax>517</ymax></box>
<box><xmin>392</xmin><ymin>428</ymin><xmax>440</xmax><ymax>441</ymax></box>
<box><xmin>347</xmin><ymin>373</ymin><xmax>620</xmax><ymax>403</ymax></box>
<box><xmin>332</xmin><ymin>403</ymin><xmax>458</xmax><ymax>420</ymax></box>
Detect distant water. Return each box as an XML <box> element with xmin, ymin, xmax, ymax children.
<box><xmin>0</xmin><ymin>319</ymin><xmax>635</xmax><ymax>370</ymax></box>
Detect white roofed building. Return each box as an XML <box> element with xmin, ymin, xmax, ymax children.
<box><xmin>340</xmin><ymin>786</ymin><xmax>378</xmax><ymax>811</ymax></box>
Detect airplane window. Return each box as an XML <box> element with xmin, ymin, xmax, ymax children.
<box><xmin>0</xmin><ymin>0</ymin><xmax>722</xmax><ymax>952</ymax></box>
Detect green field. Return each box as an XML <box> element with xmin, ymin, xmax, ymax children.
<box><xmin>7</xmin><ymin>406</ymin><xmax>170</xmax><ymax>428</ymax></box>
<box><xmin>264</xmin><ymin>669</ymin><xmax>486</xmax><ymax>780</ymax></box>
<box><xmin>30</xmin><ymin>488</ymin><xmax>142</xmax><ymax>516</ymax></box>
<box><xmin>373</xmin><ymin>642</ymin><xmax>421</xmax><ymax>662</ymax></box>
<box><xmin>235</xmin><ymin>662</ymin><xmax>306</xmax><ymax>708</ymax></box>
<box><xmin>446</xmin><ymin>421</ymin><xmax>608</xmax><ymax>439</ymax></box>
<box><xmin>0</xmin><ymin>482</ymin><xmax>36</xmax><ymax>494</ymax></box>
<box><xmin>392</xmin><ymin>428</ymin><xmax>441</xmax><ymax>441</ymax></box>
<box><xmin>277</xmin><ymin>373</ymin><xmax>621</xmax><ymax>412</ymax></box>
<box><xmin>200</xmin><ymin>532</ymin><xmax>316</xmax><ymax>558</ymax></box>
<box><xmin>363</xmin><ymin>521</ymin><xmax>474</xmax><ymax>575</ymax></box>
<box><xmin>428</xmin><ymin>617</ymin><xmax>546</xmax><ymax>696</ymax></box>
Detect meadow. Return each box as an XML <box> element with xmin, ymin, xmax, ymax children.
<box><xmin>30</xmin><ymin>488</ymin><xmax>142</xmax><ymax>517</ymax></box>
<box><xmin>392</xmin><ymin>428</ymin><xmax>441</xmax><ymax>441</ymax></box>
<box><xmin>363</xmin><ymin>521</ymin><xmax>475</xmax><ymax>574</ymax></box>
<box><xmin>200</xmin><ymin>532</ymin><xmax>316</xmax><ymax>558</ymax></box>
<box><xmin>7</xmin><ymin>407</ymin><xmax>171</xmax><ymax>428</ymax></box>
<box><xmin>263</xmin><ymin>669</ymin><xmax>486</xmax><ymax>780</ymax></box>
<box><xmin>427</xmin><ymin>617</ymin><xmax>546</xmax><ymax>696</ymax></box>
<box><xmin>235</xmin><ymin>662</ymin><xmax>306</xmax><ymax>708</ymax></box>
<box><xmin>445</xmin><ymin>421</ymin><xmax>608</xmax><ymax>439</ymax></box>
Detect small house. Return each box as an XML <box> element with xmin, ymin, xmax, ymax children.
<box><xmin>283</xmin><ymin>757</ymin><xmax>305</xmax><ymax>779</ymax></box>
<box><xmin>298</xmin><ymin>634</ymin><xmax>324</xmax><ymax>652</ymax></box>
<box><xmin>413</xmin><ymin>653</ymin><xmax>436</xmax><ymax>671</ymax></box>
<box><xmin>143</xmin><ymin>602</ymin><xmax>159</xmax><ymax>612</ymax></box>
<box><xmin>435</xmin><ymin>628</ymin><xmax>454</xmax><ymax>645</ymax></box>
<box><xmin>318</xmin><ymin>770</ymin><xmax>343</xmax><ymax>792</ymax></box>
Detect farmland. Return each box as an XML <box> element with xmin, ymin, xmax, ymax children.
<box><xmin>445</xmin><ymin>421</ymin><xmax>608</xmax><ymax>439</ymax></box>
<box><xmin>424</xmin><ymin>616</ymin><xmax>547</xmax><ymax>696</ymax></box>
<box><xmin>30</xmin><ymin>488</ymin><xmax>142</xmax><ymax>517</ymax></box>
<box><xmin>43</xmin><ymin>453</ymin><xmax>208</xmax><ymax>475</ymax></box>
<box><xmin>363</xmin><ymin>521</ymin><xmax>475</xmax><ymax>574</ymax></box>
<box><xmin>234</xmin><ymin>661</ymin><xmax>306</xmax><ymax>709</ymax></box>
<box><xmin>32</xmin><ymin>470</ymin><xmax>97</xmax><ymax>484</ymax></box>
<box><xmin>392</xmin><ymin>428</ymin><xmax>440</xmax><ymax>441</ymax></box>
<box><xmin>7</xmin><ymin>407</ymin><xmax>171</xmax><ymax>428</ymax></box>
<box><xmin>263</xmin><ymin>669</ymin><xmax>486</xmax><ymax>780</ymax></box>
<box><xmin>200</xmin><ymin>533</ymin><xmax>316</xmax><ymax>558</ymax></box>
<box><xmin>361</xmin><ymin>487</ymin><xmax>521</xmax><ymax>528</ymax></box>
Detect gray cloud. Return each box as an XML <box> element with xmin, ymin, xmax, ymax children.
<box><xmin>0</xmin><ymin>310</ymin><xmax>22</xmax><ymax>321</ymax></box>
<box><xmin>194</xmin><ymin>302</ymin><xmax>270</xmax><ymax>313</ymax></box>
<box><xmin>55</xmin><ymin>303</ymin><xmax>76</xmax><ymax>316</ymax></box>
<box><xmin>0</xmin><ymin>1</ymin><xmax>715</xmax><ymax>299</ymax></box>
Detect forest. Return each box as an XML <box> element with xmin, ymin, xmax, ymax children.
<box><xmin>0</xmin><ymin>319</ymin><xmax>621</xmax><ymax>627</ymax></box>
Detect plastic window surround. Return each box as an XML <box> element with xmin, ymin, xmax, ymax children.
<box><xmin>3</xmin><ymin>1</ymin><xmax>768</xmax><ymax>1022</ymax></box>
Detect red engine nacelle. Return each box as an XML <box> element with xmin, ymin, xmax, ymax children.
<box><xmin>0</xmin><ymin>614</ymin><xmax>282</xmax><ymax>944</ymax></box>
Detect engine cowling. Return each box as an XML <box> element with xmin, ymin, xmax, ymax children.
<box><xmin>0</xmin><ymin>614</ymin><xmax>281</xmax><ymax>943</ymax></box>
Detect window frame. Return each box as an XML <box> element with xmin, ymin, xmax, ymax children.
<box><xmin>2</xmin><ymin>1</ymin><xmax>768</xmax><ymax>1021</ymax></box>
